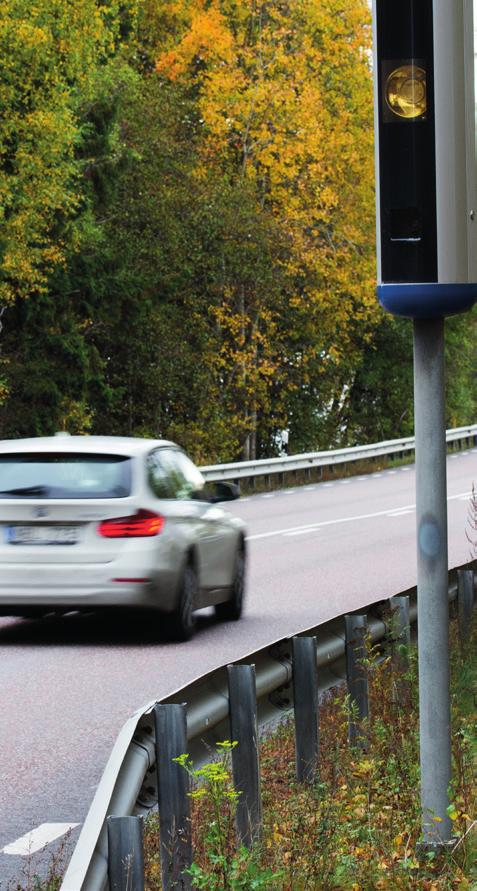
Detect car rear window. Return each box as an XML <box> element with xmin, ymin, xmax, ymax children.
<box><xmin>0</xmin><ymin>453</ymin><xmax>132</xmax><ymax>499</ymax></box>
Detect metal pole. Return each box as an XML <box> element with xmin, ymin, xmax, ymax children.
<box><xmin>107</xmin><ymin>816</ymin><xmax>145</xmax><ymax>891</ymax></box>
<box><xmin>389</xmin><ymin>594</ymin><xmax>411</xmax><ymax>706</ymax></box>
<box><xmin>389</xmin><ymin>595</ymin><xmax>411</xmax><ymax>650</ymax></box>
<box><xmin>413</xmin><ymin>317</ymin><xmax>451</xmax><ymax>844</ymax></box>
<box><xmin>154</xmin><ymin>703</ymin><xmax>192</xmax><ymax>890</ymax></box>
<box><xmin>457</xmin><ymin>568</ymin><xmax>474</xmax><ymax>648</ymax></box>
<box><xmin>227</xmin><ymin>664</ymin><xmax>262</xmax><ymax>848</ymax></box>
<box><xmin>292</xmin><ymin>636</ymin><xmax>319</xmax><ymax>784</ymax></box>
<box><xmin>344</xmin><ymin>614</ymin><xmax>369</xmax><ymax>750</ymax></box>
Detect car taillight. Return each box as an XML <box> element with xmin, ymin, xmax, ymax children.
<box><xmin>98</xmin><ymin>510</ymin><xmax>164</xmax><ymax>538</ymax></box>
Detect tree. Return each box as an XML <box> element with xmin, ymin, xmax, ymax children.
<box><xmin>0</xmin><ymin>0</ymin><xmax>137</xmax><ymax>304</ymax></box>
<box><xmin>150</xmin><ymin>0</ymin><xmax>379</xmax><ymax>455</ymax></box>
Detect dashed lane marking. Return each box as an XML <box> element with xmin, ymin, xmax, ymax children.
<box><xmin>246</xmin><ymin>491</ymin><xmax>471</xmax><ymax>541</ymax></box>
<box><xmin>284</xmin><ymin>527</ymin><xmax>321</xmax><ymax>537</ymax></box>
<box><xmin>2</xmin><ymin>823</ymin><xmax>80</xmax><ymax>856</ymax></box>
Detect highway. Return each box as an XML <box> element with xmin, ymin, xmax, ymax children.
<box><xmin>0</xmin><ymin>449</ymin><xmax>475</xmax><ymax>886</ymax></box>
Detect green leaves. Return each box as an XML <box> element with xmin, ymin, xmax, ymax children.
<box><xmin>0</xmin><ymin>0</ymin><xmax>135</xmax><ymax>303</ymax></box>
<box><xmin>174</xmin><ymin>741</ymin><xmax>282</xmax><ymax>890</ymax></box>
<box><xmin>1</xmin><ymin>0</ymin><xmax>475</xmax><ymax>451</ymax></box>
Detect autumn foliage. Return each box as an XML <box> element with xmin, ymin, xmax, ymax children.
<box><xmin>0</xmin><ymin>1</ymin><xmax>476</xmax><ymax>456</ymax></box>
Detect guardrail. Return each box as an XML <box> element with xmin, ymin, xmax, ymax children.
<box><xmin>60</xmin><ymin>560</ymin><xmax>476</xmax><ymax>891</ymax></box>
<box><xmin>199</xmin><ymin>424</ymin><xmax>477</xmax><ymax>482</ymax></box>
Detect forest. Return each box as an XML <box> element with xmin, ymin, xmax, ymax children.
<box><xmin>1</xmin><ymin>0</ymin><xmax>476</xmax><ymax>463</ymax></box>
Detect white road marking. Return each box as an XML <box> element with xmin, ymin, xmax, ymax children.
<box><xmin>323</xmin><ymin>482</ymin><xmax>334</xmax><ymax>487</ymax></box>
<box><xmin>357</xmin><ymin>476</ymin><xmax>367</xmax><ymax>481</ymax></box>
<box><xmin>387</xmin><ymin>509</ymin><xmax>414</xmax><ymax>517</ymax></box>
<box><xmin>2</xmin><ymin>823</ymin><xmax>79</xmax><ymax>856</ymax></box>
<box><xmin>400</xmin><ymin>467</ymin><xmax>410</xmax><ymax>471</ymax></box>
<box><xmin>387</xmin><ymin>470</ymin><xmax>397</xmax><ymax>475</ymax></box>
<box><xmin>247</xmin><ymin>491</ymin><xmax>471</xmax><ymax>541</ymax></box>
<box><xmin>284</xmin><ymin>527</ymin><xmax>321</xmax><ymax>537</ymax></box>
<box><xmin>340</xmin><ymin>479</ymin><xmax>351</xmax><ymax>484</ymax></box>
<box><xmin>450</xmin><ymin>454</ymin><xmax>459</xmax><ymax>459</ymax></box>
<box><xmin>304</xmin><ymin>486</ymin><xmax>316</xmax><ymax>491</ymax></box>
<box><xmin>261</xmin><ymin>493</ymin><xmax>275</xmax><ymax>498</ymax></box>
<box><xmin>372</xmin><ymin>473</ymin><xmax>382</xmax><ymax>478</ymax></box>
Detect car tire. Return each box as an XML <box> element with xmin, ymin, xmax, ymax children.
<box><xmin>215</xmin><ymin>548</ymin><xmax>245</xmax><ymax>622</ymax></box>
<box><xmin>169</xmin><ymin>563</ymin><xmax>197</xmax><ymax>641</ymax></box>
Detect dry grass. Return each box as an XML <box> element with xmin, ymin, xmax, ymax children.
<box><xmin>143</xmin><ymin>618</ymin><xmax>477</xmax><ymax>890</ymax></box>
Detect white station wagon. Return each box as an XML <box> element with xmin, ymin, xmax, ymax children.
<box><xmin>0</xmin><ymin>435</ymin><xmax>246</xmax><ymax>639</ymax></box>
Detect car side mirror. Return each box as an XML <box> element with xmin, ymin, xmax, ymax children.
<box><xmin>209</xmin><ymin>481</ymin><xmax>240</xmax><ymax>503</ymax></box>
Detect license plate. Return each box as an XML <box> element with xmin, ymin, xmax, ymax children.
<box><xmin>6</xmin><ymin>525</ymin><xmax>78</xmax><ymax>545</ymax></box>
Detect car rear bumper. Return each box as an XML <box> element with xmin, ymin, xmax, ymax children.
<box><xmin>0</xmin><ymin>562</ymin><xmax>180</xmax><ymax>612</ymax></box>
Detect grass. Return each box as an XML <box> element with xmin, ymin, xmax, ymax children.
<box><xmin>4</xmin><ymin>837</ymin><xmax>67</xmax><ymax>891</ymax></box>
<box><xmin>143</xmin><ymin>615</ymin><xmax>477</xmax><ymax>890</ymax></box>
<box><xmin>12</xmin><ymin>615</ymin><xmax>476</xmax><ymax>890</ymax></box>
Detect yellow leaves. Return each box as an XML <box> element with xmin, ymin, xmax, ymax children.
<box><xmin>155</xmin><ymin>0</ymin><xmax>233</xmax><ymax>80</ymax></box>
<box><xmin>57</xmin><ymin>399</ymin><xmax>93</xmax><ymax>435</ymax></box>
<box><xmin>152</xmin><ymin>0</ymin><xmax>378</xmax><ymax>368</ymax></box>
<box><xmin>352</xmin><ymin>758</ymin><xmax>376</xmax><ymax>776</ymax></box>
<box><xmin>353</xmin><ymin>806</ymin><xmax>367</xmax><ymax>819</ymax></box>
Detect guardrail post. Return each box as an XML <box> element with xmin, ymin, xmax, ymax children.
<box><xmin>292</xmin><ymin>636</ymin><xmax>319</xmax><ymax>784</ymax></box>
<box><xmin>107</xmin><ymin>816</ymin><xmax>144</xmax><ymax>891</ymax></box>
<box><xmin>389</xmin><ymin>595</ymin><xmax>411</xmax><ymax>668</ymax></box>
<box><xmin>154</xmin><ymin>703</ymin><xmax>192</xmax><ymax>890</ymax></box>
<box><xmin>227</xmin><ymin>664</ymin><xmax>262</xmax><ymax>848</ymax></box>
<box><xmin>457</xmin><ymin>569</ymin><xmax>474</xmax><ymax>648</ymax></box>
<box><xmin>345</xmin><ymin>614</ymin><xmax>369</xmax><ymax>749</ymax></box>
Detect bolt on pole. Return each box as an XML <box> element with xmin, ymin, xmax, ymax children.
<box><xmin>413</xmin><ymin>317</ymin><xmax>451</xmax><ymax>843</ymax></box>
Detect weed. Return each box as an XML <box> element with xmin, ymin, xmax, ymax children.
<box><xmin>143</xmin><ymin>615</ymin><xmax>477</xmax><ymax>890</ymax></box>
<box><xmin>5</xmin><ymin>833</ymin><xmax>69</xmax><ymax>891</ymax></box>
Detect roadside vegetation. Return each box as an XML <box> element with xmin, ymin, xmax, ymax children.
<box><xmin>11</xmin><ymin>592</ymin><xmax>476</xmax><ymax>890</ymax></box>
<box><xmin>141</xmin><ymin>614</ymin><xmax>477</xmax><ymax>890</ymax></box>
<box><xmin>1</xmin><ymin>0</ymin><xmax>476</xmax><ymax>460</ymax></box>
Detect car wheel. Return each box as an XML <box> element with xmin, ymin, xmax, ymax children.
<box><xmin>169</xmin><ymin>563</ymin><xmax>197</xmax><ymax>641</ymax></box>
<box><xmin>215</xmin><ymin>548</ymin><xmax>245</xmax><ymax>622</ymax></box>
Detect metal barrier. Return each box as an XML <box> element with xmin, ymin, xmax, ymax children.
<box><xmin>199</xmin><ymin>424</ymin><xmax>477</xmax><ymax>482</ymax></box>
<box><xmin>60</xmin><ymin>562</ymin><xmax>475</xmax><ymax>891</ymax></box>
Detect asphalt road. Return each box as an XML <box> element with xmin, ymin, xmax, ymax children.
<box><xmin>0</xmin><ymin>449</ymin><xmax>475</xmax><ymax>887</ymax></box>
